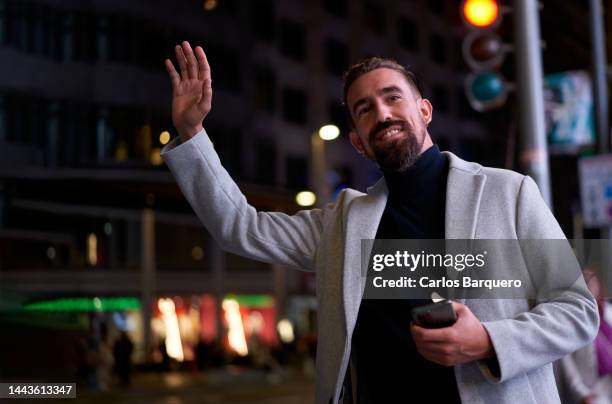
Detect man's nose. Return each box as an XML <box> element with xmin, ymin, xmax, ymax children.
<box><xmin>374</xmin><ymin>102</ymin><xmax>393</xmax><ymax>122</ymax></box>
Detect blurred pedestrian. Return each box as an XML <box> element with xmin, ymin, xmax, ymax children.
<box><xmin>97</xmin><ymin>335</ymin><xmax>114</xmax><ymax>392</ymax></box>
<box><xmin>113</xmin><ymin>332</ymin><xmax>133</xmax><ymax>387</ymax></box>
<box><xmin>560</xmin><ymin>270</ymin><xmax>612</xmax><ymax>404</ymax></box>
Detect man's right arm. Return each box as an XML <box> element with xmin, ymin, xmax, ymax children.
<box><xmin>162</xmin><ymin>129</ymin><xmax>325</xmax><ymax>271</ymax></box>
<box><xmin>162</xmin><ymin>42</ymin><xmax>325</xmax><ymax>270</ymax></box>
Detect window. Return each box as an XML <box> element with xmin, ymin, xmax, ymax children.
<box><xmin>72</xmin><ymin>11</ymin><xmax>96</xmax><ymax>62</ymax></box>
<box><xmin>0</xmin><ymin>0</ymin><xmax>6</xmax><ymax>46</ymax></box>
<box><xmin>456</xmin><ymin>84</ymin><xmax>478</xmax><ymax>119</ymax></box>
<box><xmin>432</xmin><ymin>85</ymin><xmax>449</xmax><ymax>114</ymax></box>
<box><xmin>397</xmin><ymin>17</ymin><xmax>418</xmax><ymax>51</ymax></box>
<box><xmin>364</xmin><ymin>1</ymin><xmax>385</xmax><ymax>35</ymax></box>
<box><xmin>205</xmin><ymin>44</ymin><xmax>242</xmax><ymax>93</ymax></box>
<box><xmin>207</xmin><ymin>124</ymin><xmax>243</xmax><ymax>177</ymax></box>
<box><xmin>282</xmin><ymin>87</ymin><xmax>308</xmax><ymax>124</ymax></box>
<box><xmin>255</xmin><ymin>137</ymin><xmax>276</xmax><ymax>185</ymax></box>
<box><xmin>428</xmin><ymin>0</ymin><xmax>445</xmax><ymax>16</ymax></box>
<box><xmin>328</xmin><ymin>99</ymin><xmax>349</xmax><ymax>136</ymax></box>
<box><xmin>429</xmin><ymin>33</ymin><xmax>446</xmax><ymax>65</ymax></box>
<box><xmin>324</xmin><ymin>39</ymin><xmax>348</xmax><ymax>76</ymax></box>
<box><xmin>253</xmin><ymin>66</ymin><xmax>276</xmax><ymax>112</ymax></box>
<box><xmin>323</xmin><ymin>0</ymin><xmax>347</xmax><ymax>17</ymax></box>
<box><xmin>285</xmin><ymin>155</ymin><xmax>308</xmax><ymax>189</ymax></box>
<box><xmin>279</xmin><ymin>19</ymin><xmax>306</xmax><ymax>61</ymax></box>
<box><xmin>251</xmin><ymin>0</ymin><xmax>275</xmax><ymax>42</ymax></box>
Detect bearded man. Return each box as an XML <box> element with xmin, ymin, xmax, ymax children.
<box><xmin>161</xmin><ymin>41</ymin><xmax>598</xmax><ymax>404</ymax></box>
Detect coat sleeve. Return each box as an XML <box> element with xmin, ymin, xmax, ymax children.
<box><xmin>161</xmin><ymin>129</ymin><xmax>327</xmax><ymax>271</ymax></box>
<box><xmin>479</xmin><ymin>175</ymin><xmax>599</xmax><ymax>383</ymax></box>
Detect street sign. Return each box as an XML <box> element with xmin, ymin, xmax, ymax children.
<box><xmin>544</xmin><ymin>71</ymin><xmax>595</xmax><ymax>153</ymax></box>
<box><xmin>579</xmin><ymin>155</ymin><xmax>612</xmax><ymax>227</ymax></box>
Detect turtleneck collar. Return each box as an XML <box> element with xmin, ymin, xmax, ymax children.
<box><xmin>382</xmin><ymin>144</ymin><xmax>448</xmax><ymax>203</ymax></box>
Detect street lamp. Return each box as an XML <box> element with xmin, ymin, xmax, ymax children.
<box><xmin>305</xmin><ymin>124</ymin><xmax>340</xmax><ymax>207</ymax></box>
<box><xmin>318</xmin><ymin>124</ymin><xmax>340</xmax><ymax>141</ymax></box>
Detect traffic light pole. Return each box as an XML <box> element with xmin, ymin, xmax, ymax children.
<box><xmin>590</xmin><ymin>0</ymin><xmax>609</xmax><ymax>154</ymax></box>
<box><xmin>513</xmin><ymin>0</ymin><xmax>552</xmax><ymax>207</ymax></box>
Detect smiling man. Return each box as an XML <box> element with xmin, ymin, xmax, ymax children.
<box><xmin>161</xmin><ymin>42</ymin><xmax>599</xmax><ymax>404</ymax></box>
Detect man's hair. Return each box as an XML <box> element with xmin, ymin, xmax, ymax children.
<box><xmin>342</xmin><ymin>57</ymin><xmax>423</xmax><ymax>126</ymax></box>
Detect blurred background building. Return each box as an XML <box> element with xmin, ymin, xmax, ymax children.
<box><xmin>0</xmin><ymin>0</ymin><xmax>607</xmax><ymax>400</ymax></box>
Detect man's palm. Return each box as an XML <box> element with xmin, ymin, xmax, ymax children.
<box><xmin>165</xmin><ymin>42</ymin><xmax>212</xmax><ymax>141</ymax></box>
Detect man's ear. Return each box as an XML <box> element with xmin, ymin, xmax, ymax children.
<box><xmin>419</xmin><ymin>98</ymin><xmax>433</xmax><ymax>125</ymax></box>
<box><xmin>349</xmin><ymin>131</ymin><xmax>365</xmax><ymax>154</ymax></box>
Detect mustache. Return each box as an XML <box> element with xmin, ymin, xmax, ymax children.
<box><xmin>369</xmin><ymin>120</ymin><xmax>409</xmax><ymax>140</ymax></box>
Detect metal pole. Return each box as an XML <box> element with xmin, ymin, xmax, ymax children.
<box><xmin>141</xmin><ymin>208</ymin><xmax>156</xmax><ymax>363</ymax></box>
<box><xmin>590</xmin><ymin>0</ymin><xmax>609</xmax><ymax>154</ymax></box>
<box><xmin>513</xmin><ymin>0</ymin><xmax>552</xmax><ymax>206</ymax></box>
<box><xmin>208</xmin><ymin>237</ymin><xmax>225</xmax><ymax>345</ymax></box>
<box><xmin>311</xmin><ymin>133</ymin><xmax>330</xmax><ymax>207</ymax></box>
<box><xmin>590</xmin><ymin>0</ymin><xmax>612</xmax><ymax>299</ymax></box>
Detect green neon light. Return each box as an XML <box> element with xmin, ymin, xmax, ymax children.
<box><xmin>23</xmin><ymin>297</ymin><xmax>141</xmax><ymax>312</ymax></box>
<box><xmin>223</xmin><ymin>294</ymin><xmax>274</xmax><ymax>308</ymax></box>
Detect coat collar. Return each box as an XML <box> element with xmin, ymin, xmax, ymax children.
<box><xmin>342</xmin><ymin>151</ymin><xmax>487</xmax><ymax>332</ymax></box>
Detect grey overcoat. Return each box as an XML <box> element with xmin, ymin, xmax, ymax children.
<box><xmin>162</xmin><ymin>129</ymin><xmax>599</xmax><ymax>404</ymax></box>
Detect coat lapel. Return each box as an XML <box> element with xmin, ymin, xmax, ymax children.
<box><xmin>443</xmin><ymin>152</ymin><xmax>486</xmax><ymax>300</ymax></box>
<box><xmin>443</xmin><ymin>152</ymin><xmax>487</xmax><ymax>239</ymax></box>
<box><xmin>342</xmin><ymin>178</ymin><xmax>388</xmax><ymax>334</ymax></box>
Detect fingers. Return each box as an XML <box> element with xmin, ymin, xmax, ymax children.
<box><xmin>411</xmin><ymin>323</ymin><xmax>449</xmax><ymax>343</ymax></box>
<box><xmin>194</xmin><ymin>46</ymin><xmax>211</xmax><ymax>81</ymax></box>
<box><xmin>181</xmin><ymin>41</ymin><xmax>198</xmax><ymax>79</ymax></box>
<box><xmin>164</xmin><ymin>59</ymin><xmax>180</xmax><ymax>89</ymax></box>
<box><xmin>198</xmin><ymin>77</ymin><xmax>212</xmax><ymax>114</ymax></box>
<box><xmin>174</xmin><ymin>45</ymin><xmax>188</xmax><ymax>81</ymax></box>
<box><xmin>451</xmin><ymin>301</ymin><xmax>465</xmax><ymax>314</ymax></box>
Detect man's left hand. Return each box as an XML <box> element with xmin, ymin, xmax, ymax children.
<box><xmin>410</xmin><ymin>302</ymin><xmax>495</xmax><ymax>366</ymax></box>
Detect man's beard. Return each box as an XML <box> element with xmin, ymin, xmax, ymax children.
<box><xmin>369</xmin><ymin>119</ymin><xmax>425</xmax><ymax>172</ymax></box>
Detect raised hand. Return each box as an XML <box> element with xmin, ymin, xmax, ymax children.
<box><xmin>164</xmin><ymin>41</ymin><xmax>212</xmax><ymax>142</ymax></box>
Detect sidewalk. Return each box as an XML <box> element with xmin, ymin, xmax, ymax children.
<box><xmin>71</xmin><ymin>368</ymin><xmax>314</xmax><ymax>404</ymax></box>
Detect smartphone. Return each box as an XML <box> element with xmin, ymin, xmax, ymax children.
<box><xmin>411</xmin><ymin>300</ymin><xmax>457</xmax><ymax>329</ymax></box>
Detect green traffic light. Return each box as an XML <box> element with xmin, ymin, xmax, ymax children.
<box><xmin>471</xmin><ymin>73</ymin><xmax>504</xmax><ymax>102</ymax></box>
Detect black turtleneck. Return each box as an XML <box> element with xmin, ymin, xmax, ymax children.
<box><xmin>349</xmin><ymin>144</ymin><xmax>461</xmax><ymax>403</ymax></box>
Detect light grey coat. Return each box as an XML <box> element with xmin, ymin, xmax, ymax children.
<box><xmin>162</xmin><ymin>129</ymin><xmax>599</xmax><ymax>404</ymax></box>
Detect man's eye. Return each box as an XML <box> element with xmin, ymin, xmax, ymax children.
<box><xmin>357</xmin><ymin>107</ymin><xmax>370</xmax><ymax>116</ymax></box>
<box><xmin>389</xmin><ymin>95</ymin><xmax>401</xmax><ymax>102</ymax></box>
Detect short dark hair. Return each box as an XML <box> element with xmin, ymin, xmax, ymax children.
<box><xmin>342</xmin><ymin>57</ymin><xmax>422</xmax><ymax>125</ymax></box>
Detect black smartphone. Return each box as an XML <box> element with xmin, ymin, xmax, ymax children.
<box><xmin>411</xmin><ymin>300</ymin><xmax>457</xmax><ymax>329</ymax></box>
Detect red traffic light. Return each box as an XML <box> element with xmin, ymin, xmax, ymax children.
<box><xmin>462</xmin><ymin>0</ymin><xmax>500</xmax><ymax>28</ymax></box>
<box><xmin>462</xmin><ymin>31</ymin><xmax>506</xmax><ymax>70</ymax></box>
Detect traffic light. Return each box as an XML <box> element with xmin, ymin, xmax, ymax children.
<box><xmin>462</xmin><ymin>0</ymin><xmax>500</xmax><ymax>28</ymax></box>
<box><xmin>461</xmin><ymin>0</ymin><xmax>509</xmax><ymax>112</ymax></box>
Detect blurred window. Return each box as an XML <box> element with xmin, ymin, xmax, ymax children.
<box><xmin>430</xmin><ymin>33</ymin><xmax>446</xmax><ymax>65</ymax></box>
<box><xmin>428</xmin><ymin>0</ymin><xmax>445</xmax><ymax>16</ymax></box>
<box><xmin>323</xmin><ymin>0</ymin><xmax>347</xmax><ymax>17</ymax></box>
<box><xmin>255</xmin><ymin>137</ymin><xmax>276</xmax><ymax>185</ymax></box>
<box><xmin>282</xmin><ymin>87</ymin><xmax>308</xmax><ymax>124</ymax></box>
<box><xmin>285</xmin><ymin>155</ymin><xmax>308</xmax><ymax>189</ymax></box>
<box><xmin>279</xmin><ymin>19</ymin><xmax>306</xmax><ymax>61</ymax></box>
<box><xmin>324</xmin><ymin>39</ymin><xmax>348</xmax><ymax>76</ymax></box>
<box><xmin>253</xmin><ymin>66</ymin><xmax>276</xmax><ymax>112</ymax></box>
<box><xmin>364</xmin><ymin>1</ymin><xmax>385</xmax><ymax>35</ymax></box>
<box><xmin>397</xmin><ymin>17</ymin><xmax>418</xmax><ymax>51</ymax></box>
<box><xmin>432</xmin><ymin>85</ymin><xmax>449</xmax><ymax>113</ymax></box>
<box><xmin>328</xmin><ymin>99</ymin><xmax>349</xmax><ymax>136</ymax></box>
<box><xmin>251</xmin><ymin>0</ymin><xmax>275</xmax><ymax>42</ymax></box>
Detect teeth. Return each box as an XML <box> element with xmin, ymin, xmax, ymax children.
<box><xmin>382</xmin><ymin>128</ymin><xmax>400</xmax><ymax>138</ymax></box>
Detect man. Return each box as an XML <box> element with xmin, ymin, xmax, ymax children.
<box><xmin>161</xmin><ymin>41</ymin><xmax>599</xmax><ymax>403</ymax></box>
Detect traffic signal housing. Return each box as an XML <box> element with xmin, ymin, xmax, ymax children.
<box><xmin>461</xmin><ymin>0</ymin><xmax>509</xmax><ymax>112</ymax></box>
